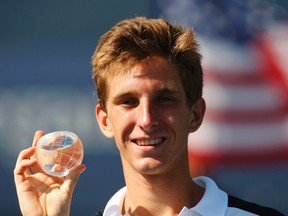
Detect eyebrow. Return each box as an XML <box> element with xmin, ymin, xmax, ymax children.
<box><xmin>156</xmin><ymin>87</ymin><xmax>182</xmax><ymax>96</ymax></box>
<box><xmin>111</xmin><ymin>86</ymin><xmax>182</xmax><ymax>102</ymax></box>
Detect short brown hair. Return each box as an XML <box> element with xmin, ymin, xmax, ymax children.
<box><xmin>92</xmin><ymin>17</ymin><xmax>203</xmax><ymax>109</ymax></box>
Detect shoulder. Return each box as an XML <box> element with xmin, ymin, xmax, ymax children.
<box><xmin>100</xmin><ymin>186</ymin><xmax>127</xmax><ymax>216</ymax></box>
<box><xmin>228</xmin><ymin>195</ymin><xmax>284</xmax><ymax>216</ymax></box>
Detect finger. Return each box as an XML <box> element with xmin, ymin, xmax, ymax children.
<box><xmin>14</xmin><ymin>149</ymin><xmax>37</xmax><ymax>184</ymax></box>
<box><xmin>29</xmin><ymin>161</ymin><xmax>43</xmax><ymax>175</ymax></box>
<box><xmin>30</xmin><ymin>130</ymin><xmax>45</xmax><ymax>165</ymax></box>
<box><xmin>61</xmin><ymin>164</ymin><xmax>86</xmax><ymax>197</ymax></box>
<box><xmin>16</xmin><ymin>146</ymin><xmax>36</xmax><ymax>165</ymax></box>
<box><xmin>32</xmin><ymin>130</ymin><xmax>45</xmax><ymax>147</ymax></box>
<box><xmin>14</xmin><ymin>158</ymin><xmax>37</xmax><ymax>177</ymax></box>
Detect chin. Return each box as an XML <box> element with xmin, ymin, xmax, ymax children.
<box><xmin>134</xmin><ymin>160</ymin><xmax>170</xmax><ymax>176</ymax></box>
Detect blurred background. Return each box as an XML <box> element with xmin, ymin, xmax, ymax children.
<box><xmin>1</xmin><ymin>0</ymin><xmax>287</xmax><ymax>215</ymax></box>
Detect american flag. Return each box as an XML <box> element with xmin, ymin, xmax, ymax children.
<box><xmin>156</xmin><ymin>0</ymin><xmax>288</xmax><ymax>173</ymax></box>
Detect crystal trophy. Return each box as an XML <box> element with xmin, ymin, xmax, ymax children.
<box><xmin>36</xmin><ymin>131</ymin><xmax>84</xmax><ymax>177</ymax></box>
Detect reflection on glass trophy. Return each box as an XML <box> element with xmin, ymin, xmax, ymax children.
<box><xmin>36</xmin><ymin>131</ymin><xmax>84</xmax><ymax>177</ymax></box>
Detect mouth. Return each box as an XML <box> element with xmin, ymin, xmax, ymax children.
<box><xmin>133</xmin><ymin>137</ymin><xmax>165</xmax><ymax>146</ymax></box>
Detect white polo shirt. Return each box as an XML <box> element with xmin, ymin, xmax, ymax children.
<box><xmin>102</xmin><ymin>176</ymin><xmax>258</xmax><ymax>216</ymax></box>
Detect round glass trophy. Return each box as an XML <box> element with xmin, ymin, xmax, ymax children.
<box><xmin>35</xmin><ymin>131</ymin><xmax>84</xmax><ymax>177</ymax></box>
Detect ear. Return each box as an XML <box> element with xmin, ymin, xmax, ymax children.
<box><xmin>95</xmin><ymin>103</ymin><xmax>114</xmax><ymax>138</ymax></box>
<box><xmin>189</xmin><ymin>98</ymin><xmax>206</xmax><ymax>133</ymax></box>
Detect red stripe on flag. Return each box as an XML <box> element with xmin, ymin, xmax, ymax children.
<box><xmin>204</xmin><ymin>69</ymin><xmax>266</xmax><ymax>86</ymax></box>
<box><xmin>204</xmin><ymin>108</ymin><xmax>288</xmax><ymax>123</ymax></box>
<box><xmin>189</xmin><ymin>145</ymin><xmax>288</xmax><ymax>168</ymax></box>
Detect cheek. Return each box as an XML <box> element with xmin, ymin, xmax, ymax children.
<box><xmin>167</xmin><ymin>115</ymin><xmax>176</xmax><ymax>127</ymax></box>
<box><xmin>167</xmin><ymin>110</ymin><xmax>190</xmax><ymax>131</ymax></box>
<box><xmin>110</xmin><ymin>111</ymin><xmax>135</xmax><ymax>140</ymax></box>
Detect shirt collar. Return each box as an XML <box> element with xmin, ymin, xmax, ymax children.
<box><xmin>180</xmin><ymin>176</ymin><xmax>228</xmax><ymax>216</ymax></box>
<box><xmin>103</xmin><ymin>186</ymin><xmax>127</xmax><ymax>216</ymax></box>
<box><xmin>103</xmin><ymin>176</ymin><xmax>228</xmax><ymax>216</ymax></box>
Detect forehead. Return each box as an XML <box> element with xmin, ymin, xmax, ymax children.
<box><xmin>115</xmin><ymin>56</ymin><xmax>180</xmax><ymax>81</ymax></box>
<box><xmin>108</xmin><ymin>56</ymin><xmax>183</xmax><ymax>93</ymax></box>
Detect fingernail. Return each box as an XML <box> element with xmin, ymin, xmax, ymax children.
<box><xmin>80</xmin><ymin>165</ymin><xmax>86</xmax><ymax>173</ymax></box>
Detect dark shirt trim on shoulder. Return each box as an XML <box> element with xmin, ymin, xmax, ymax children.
<box><xmin>95</xmin><ymin>209</ymin><xmax>104</xmax><ymax>216</ymax></box>
<box><xmin>228</xmin><ymin>195</ymin><xmax>285</xmax><ymax>216</ymax></box>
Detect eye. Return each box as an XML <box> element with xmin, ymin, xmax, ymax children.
<box><xmin>155</xmin><ymin>95</ymin><xmax>176</xmax><ymax>104</ymax></box>
<box><xmin>120</xmin><ymin>98</ymin><xmax>138</xmax><ymax>107</ymax></box>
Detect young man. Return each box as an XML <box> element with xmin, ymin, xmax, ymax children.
<box><xmin>14</xmin><ymin>17</ymin><xmax>284</xmax><ymax>216</ymax></box>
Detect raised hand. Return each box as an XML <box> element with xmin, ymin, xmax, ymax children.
<box><xmin>14</xmin><ymin>130</ymin><xmax>86</xmax><ymax>216</ymax></box>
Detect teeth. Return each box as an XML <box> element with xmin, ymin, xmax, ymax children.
<box><xmin>136</xmin><ymin>138</ymin><xmax>163</xmax><ymax>146</ymax></box>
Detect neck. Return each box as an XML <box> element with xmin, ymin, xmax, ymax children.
<box><xmin>122</xmin><ymin>158</ymin><xmax>204</xmax><ymax>216</ymax></box>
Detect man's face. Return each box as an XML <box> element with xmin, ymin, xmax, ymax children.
<box><xmin>96</xmin><ymin>56</ymin><xmax>204</xmax><ymax>176</ymax></box>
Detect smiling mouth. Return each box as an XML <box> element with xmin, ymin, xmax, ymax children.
<box><xmin>134</xmin><ymin>137</ymin><xmax>165</xmax><ymax>146</ymax></box>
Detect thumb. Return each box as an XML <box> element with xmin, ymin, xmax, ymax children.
<box><xmin>61</xmin><ymin>164</ymin><xmax>86</xmax><ymax>197</ymax></box>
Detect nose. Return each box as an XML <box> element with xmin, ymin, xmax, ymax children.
<box><xmin>137</xmin><ymin>99</ymin><xmax>159</xmax><ymax>132</ymax></box>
